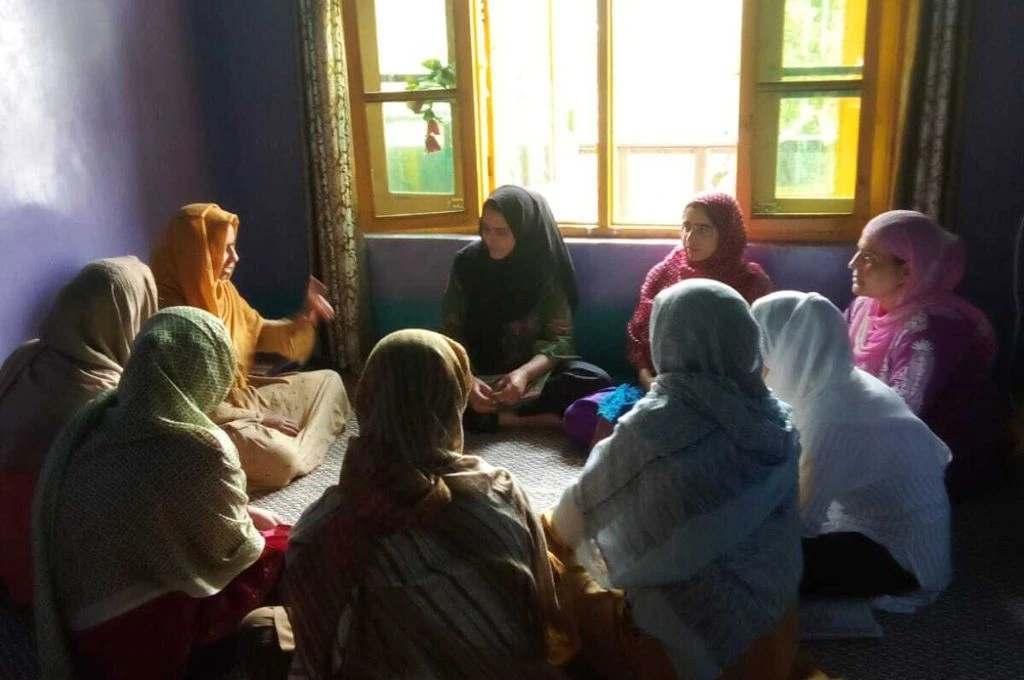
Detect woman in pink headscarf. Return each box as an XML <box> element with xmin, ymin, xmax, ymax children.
<box><xmin>626</xmin><ymin>192</ymin><xmax>772</xmax><ymax>390</ymax></box>
<box><xmin>846</xmin><ymin>210</ymin><xmax>1013</xmax><ymax>500</ymax></box>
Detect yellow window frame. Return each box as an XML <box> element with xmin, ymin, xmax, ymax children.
<box><xmin>342</xmin><ymin>0</ymin><xmax>483</xmax><ymax>232</ymax></box>
<box><xmin>342</xmin><ymin>0</ymin><xmax>913</xmax><ymax>242</ymax></box>
<box><xmin>738</xmin><ymin>0</ymin><xmax>913</xmax><ymax>241</ymax></box>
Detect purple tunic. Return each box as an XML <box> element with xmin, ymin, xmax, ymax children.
<box><xmin>847</xmin><ymin>298</ymin><xmax>1013</xmax><ymax>499</ymax></box>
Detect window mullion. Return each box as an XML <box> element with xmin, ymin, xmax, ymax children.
<box><xmin>364</xmin><ymin>90</ymin><xmax>459</xmax><ymax>103</ymax></box>
<box><xmin>479</xmin><ymin>0</ymin><xmax>495</xmax><ymax>197</ymax></box>
<box><xmin>596</xmin><ymin>0</ymin><xmax>613</xmax><ymax>234</ymax></box>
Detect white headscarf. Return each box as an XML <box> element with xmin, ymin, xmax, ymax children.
<box><xmin>752</xmin><ymin>291</ymin><xmax>952</xmax><ymax>607</ymax></box>
<box><xmin>556</xmin><ymin>279</ymin><xmax>801</xmax><ymax>679</ymax></box>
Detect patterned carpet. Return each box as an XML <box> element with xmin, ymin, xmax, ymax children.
<box><xmin>2</xmin><ymin>422</ymin><xmax>1022</xmax><ymax>679</ymax></box>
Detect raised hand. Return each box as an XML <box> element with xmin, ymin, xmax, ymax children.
<box><xmin>301</xmin><ymin>275</ymin><xmax>335</xmax><ymax>323</ymax></box>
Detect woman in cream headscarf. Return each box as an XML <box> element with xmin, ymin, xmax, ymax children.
<box><xmin>0</xmin><ymin>256</ymin><xmax>157</xmax><ymax>606</ymax></box>
<box><xmin>549</xmin><ymin>279</ymin><xmax>802</xmax><ymax>680</ymax></box>
<box><xmin>33</xmin><ymin>307</ymin><xmax>288</xmax><ymax>679</ymax></box>
<box><xmin>150</xmin><ymin>203</ymin><xmax>350</xmax><ymax>488</ymax></box>
<box><xmin>753</xmin><ymin>291</ymin><xmax>951</xmax><ymax>608</ymax></box>
<box><xmin>239</xmin><ymin>329</ymin><xmax>571</xmax><ymax>679</ymax></box>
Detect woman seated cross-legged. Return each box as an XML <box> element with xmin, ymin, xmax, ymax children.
<box><xmin>626</xmin><ymin>191</ymin><xmax>772</xmax><ymax>392</ymax></box>
<box><xmin>239</xmin><ymin>329</ymin><xmax>572</xmax><ymax>679</ymax></box>
<box><xmin>548</xmin><ymin>279</ymin><xmax>803</xmax><ymax>680</ymax></box>
<box><xmin>150</xmin><ymin>203</ymin><xmax>350</xmax><ymax>488</ymax></box>
<box><xmin>442</xmin><ymin>185</ymin><xmax>611</xmax><ymax>432</ymax></box>
<box><xmin>33</xmin><ymin>307</ymin><xmax>288</xmax><ymax>679</ymax></box>
<box><xmin>846</xmin><ymin>210</ymin><xmax>1013</xmax><ymax>499</ymax></box>
<box><xmin>566</xmin><ymin>193</ymin><xmax>774</xmax><ymax>453</ymax></box>
<box><xmin>753</xmin><ymin>291</ymin><xmax>952</xmax><ymax>607</ymax></box>
<box><xmin>0</xmin><ymin>256</ymin><xmax>157</xmax><ymax>607</ymax></box>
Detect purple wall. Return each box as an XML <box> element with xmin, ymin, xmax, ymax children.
<box><xmin>0</xmin><ymin>0</ymin><xmax>212</xmax><ymax>358</ymax></box>
<box><xmin>955</xmin><ymin>0</ymin><xmax>1024</xmax><ymax>383</ymax></box>
<box><xmin>10</xmin><ymin>0</ymin><xmax>1012</xmax><ymax>378</ymax></box>
<box><xmin>188</xmin><ymin>0</ymin><xmax>311</xmax><ymax>317</ymax></box>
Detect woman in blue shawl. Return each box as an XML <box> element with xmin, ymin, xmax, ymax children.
<box><xmin>549</xmin><ymin>279</ymin><xmax>802</xmax><ymax>680</ymax></box>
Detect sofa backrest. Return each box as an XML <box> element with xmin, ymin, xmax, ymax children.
<box><xmin>366</xmin><ymin>235</ymin><xmax>856</xmax><ymax>378</ymax></box>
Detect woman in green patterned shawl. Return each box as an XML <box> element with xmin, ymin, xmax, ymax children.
<box><xmin>33</xmin><ymin>307</ymin><xmax>288</xmax><ymax>679</ymax></box>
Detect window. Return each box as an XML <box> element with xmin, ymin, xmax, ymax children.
<box><xmin>342</xmin><ymin>0</ymin><xmax>481</xmax><ymax>229</ymax></box>
<box><xmin>342</xmin><ymin>0</ymin><xmax>907</xmax><ymax>240</ymax></box>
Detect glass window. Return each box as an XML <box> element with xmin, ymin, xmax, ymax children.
<box><xmin>488</xmin><ymin>0</ymin><xmax>598</xmax><ymax>224</ymax></box>
<box><xmin>612</xmin><ymin>0</ymin><xmax>743</xmax><ymax>225</ymax></box>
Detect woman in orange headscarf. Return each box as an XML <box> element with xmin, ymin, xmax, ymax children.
<box><xmin>150</xmin><ymin>203</ymin><xmax>350</xmax><ymax>488</ymax></box>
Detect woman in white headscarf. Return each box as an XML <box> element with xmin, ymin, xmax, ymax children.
<box><xmin>752</xmin><ymin>291</ymin><xmax>951</xmax><ymax>609</ymax></box>
<box><xmin>548</xmin><ymin>279</ymin><xmax>802</xmax><ymax>680</ymax></box>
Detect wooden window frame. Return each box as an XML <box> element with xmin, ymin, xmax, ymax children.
<box><xmin>342</xmin><ymin>0</ymin><xmax>484</xmax><ymax>233</ymax></box>
<box><xmin>342</xmin><ymin>0</ymin><xmax>910</xmax><ymax>242</ymax></box>
<box><xmin>738</xmin><ymin>0</ymin><xmax>909</xmax><ymax>242</ymax></box>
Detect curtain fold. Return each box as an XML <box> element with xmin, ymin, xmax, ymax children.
<box><xmin>296</xmin><ymin>0</ymin><xmax>368</xmax><ymax>371</ymax></box>
<box><xmin>892</xmin><ymin>0</ymin><xmax>970</xmax><ymax>224</ymax></box>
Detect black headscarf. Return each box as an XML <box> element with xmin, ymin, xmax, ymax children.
<box><xmin>452</xmin><ymin>185</ymin><xmax>578</xmax><ymax>374</ymax></box>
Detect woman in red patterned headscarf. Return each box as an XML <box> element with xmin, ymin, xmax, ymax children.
<box><xmin>626</xmin><ymin>192</ymin><xmax>772</xmax><ymax>389</ymax></box>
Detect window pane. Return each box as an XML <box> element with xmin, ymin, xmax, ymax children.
<box><xmin>364</xmin><ymin>0</ymin><xmax>453</xmax><ymax>93</ymax></box>
<box><xmin>612</xmin><ymin>0</ymin><xmax>743</xmax><ymax>225</ymax></box>
<box><xmin>780</xmin><ymin>0</ymin><xmax>866</xmax><ymax>81</ymax></box>
<box><xmin>775</xmin><ymin>95</ymin><xmax>860</xmax><ymax>199</ymax></box>
<box><xmin>366</xmin><ymin>100</ymin><xmax>462</xmax><ymax>216</ymax></box>
<box><xmin>383</xmin><ymin>100</ymin><xmax>455</xmax><ymax>194</ymax></box>
<box><xmin>618</xmin><ymin>152</ymin><xmax>696</xmax><ymax>225</ymax></box>
<box><xmin>488</xmin><ymin>0</ymin><xmax>597</xmax><ymax>223</ymax></box>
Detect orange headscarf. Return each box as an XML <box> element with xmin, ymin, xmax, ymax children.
<box><xmin>150</xmin><ymin>203</ymin><xmax>263</xmax><ymax>388</ymax></box>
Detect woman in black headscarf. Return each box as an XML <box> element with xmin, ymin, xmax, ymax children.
<box><xmin>442</xmin><ymin>185</ymin><xmax>611</xmax><ymax>432</ymax></box>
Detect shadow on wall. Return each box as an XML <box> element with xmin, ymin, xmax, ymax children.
<box><xmin>114</xmin><ymin>1</ymin><xmax>213</xmax><ymax>252</ymax></box>
<box><xmin>0</xmin><ymin>0</ymin><xmax>214</xmax><ymax>358</ymax></box>
<box><xmin>185</xmin><ymin>0</ymin><xmax>310</xmax><ymax>319</ymax></box>
<box><xmin>0</xmin><ymin>206</ymin><xmax>95</xmax><ymax>356</ymax></box>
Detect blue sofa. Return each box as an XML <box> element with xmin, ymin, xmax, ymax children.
<box><xmin>366</xmin><ymin>234</ymin><xmax>856</xmax><ymax>379</ymax></box>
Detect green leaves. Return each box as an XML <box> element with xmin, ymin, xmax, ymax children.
<box><xmin>405</xmin><ymin>59</ymin><xmax>457</xmax><ymax>152</ymax></box>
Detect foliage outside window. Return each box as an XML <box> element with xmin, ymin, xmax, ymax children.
<box><xmin>342</xmin><ymin>0</ymin><xmax>908</xmax><ymax>241</ymax></box>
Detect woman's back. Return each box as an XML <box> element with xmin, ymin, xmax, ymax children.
<box><xmin>332</xmin><ymin>484</ymin><xmax>549</xmax><ymax>678</ymax></box>
<box><xmin>0</xmin><ymin>256</ymin><xmax>157</xmax><ymax>606</ymax></box>
<box><xmin>755</xmin><ymin>291</ymin><xmax>952</xmax><ymax>603</ymax></box>
<box><xmin>281</xmin><ymin>330</ymin><xmax>564</xmax><ymax>679</ymax></box>
<box><xmin>799</xmin><ymin>369</ymin><xmax>951</xmax><ymax>593</ymax></box>
<box><xmin>554</xmin><ymin>280</ymin><xmax>801</xmax><ymax>680</ymax></box>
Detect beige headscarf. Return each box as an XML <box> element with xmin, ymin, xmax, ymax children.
<box><xmin>33</xmin><ymin>307</ymin><xmax>264</xmax><ymax>680</ymax></box>
<box><xmin>0</xmin><ymin>256</ymin><xmax>157</xmax><ymax>471</ymax></box>
<box><xmin>341</xmin><ymin>328</ymin><xmax>475</xmax><ymax>503</ymax></box>
<box><xmin>286</xmin><ymin>330</ymin><xmax>569</xmax><ymax>677</ymax></box>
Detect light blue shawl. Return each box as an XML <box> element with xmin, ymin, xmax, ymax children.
<box><xmin>554</xmin><ymin>279</ymin><xmax>802</xmax><ymax>679</ymax></box>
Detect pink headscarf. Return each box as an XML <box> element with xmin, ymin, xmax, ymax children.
<box><xmin>848</xmin><ymin>210</ymin><xmax>995</xmax><ymax>374</ymax></box>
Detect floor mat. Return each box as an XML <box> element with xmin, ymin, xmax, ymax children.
<box><xmin>4</xmin><ymin>429</ymin><xmax>1023</xmax><ymax>680</ymax></box>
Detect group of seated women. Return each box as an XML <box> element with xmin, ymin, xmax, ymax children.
<box><xmin>0</xmin><ymin>185</ymin><xmax>1013</xmax><ymax>678</ymax></box>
